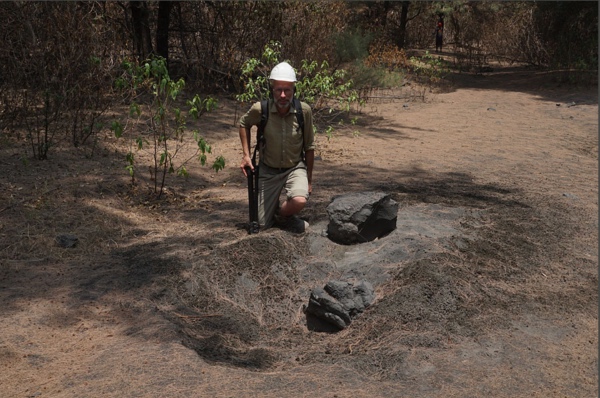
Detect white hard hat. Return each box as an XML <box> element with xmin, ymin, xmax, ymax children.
<box><xmin>269</xmin><ymin>62</ymin><xmax>297</xmax><ymax>82</ymax></box>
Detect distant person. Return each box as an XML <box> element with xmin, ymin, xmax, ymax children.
<box><xmin>238</xmin><ymin>62</ymin><xmax>315</xmax><ymax>233</ymax></box>
<box><xmin>435</xmin><ymin>21</ymin><xmax>444</xmax><ymax>53</ymax></box>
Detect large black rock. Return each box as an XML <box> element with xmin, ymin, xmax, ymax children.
<box><xmin>326</xmin><ymin>192</ymin><xmax>398</xmax><ymax>245</ymax></box>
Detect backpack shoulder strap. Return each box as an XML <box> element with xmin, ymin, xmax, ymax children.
<box><xmin>293</xmin><ymin>98</ymin><xmax>304</xmax><ymax>134</ymax></box>
<box><xmin>293</xmin><ymin>98</ymin><xmax>306</xmax><ymax>161</ymax></box>
<box><xmin>258</xmin><ymin>99</ymin><xmax>269</xmax><ymax>138</ymax></box>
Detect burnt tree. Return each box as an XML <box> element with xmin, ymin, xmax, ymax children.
<box><xmin>156</xmin><ymin>1</ymin><xmax>173</xmax><ymax>66</ymax></box>
<box><xmin>130</xmin><ymin>1</ymin><xmax>153</xmax><ymax>61</ymax></box>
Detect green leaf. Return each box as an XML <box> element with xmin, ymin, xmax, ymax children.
<box><xmin>178</xmin><ymin>166</ymin><xmax>188</xmax><ymax>177</ymax></box>
<box><xmin>129</xmin><ymin>103</ymin><xmax>141</xmax><ymax>117</ymax></box>
<box><xmin>111</xmin><ymin>121</ymin><xmax>123</xmax><ymax>138</ymax></box>
<box><xmin>212</xmin><ymin>156</ymin><xmax>225</xmax><ymax>172</ymax></box>
<box><xmin>114</xmin><ymin>78</ymin><xmax>126</xmax><ymax>90</ymax></box>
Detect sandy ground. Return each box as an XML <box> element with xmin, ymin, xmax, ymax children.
<box><xmin>0</xmin><ymin>63</ymin><xmax>597</xmax><ymax>397</ymax></box>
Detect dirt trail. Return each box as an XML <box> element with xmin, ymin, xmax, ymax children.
<box><xmin>0</xmin><ymin>65</ymin><xmax>597</xmax><ymax>397</ymax></box>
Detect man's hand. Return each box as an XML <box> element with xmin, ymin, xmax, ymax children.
<box><xmin>240</xmin><ymin>155</ymin><xmax>253</xmax><ymax>177</ymax></box>
<box><xmin>239</xmin><ymin>126</ymin><xmax>253</xmax><ymax>177</ymax></box>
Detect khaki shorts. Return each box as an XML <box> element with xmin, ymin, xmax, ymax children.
<box><xmin>258</xmin><ymin>161</ymin><xmax>309</xmax><ymax>228</ymax></box>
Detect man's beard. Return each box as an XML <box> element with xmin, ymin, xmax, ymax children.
<box><xmin>275</xmin><ymin>98</ymin><xmax>291</xmax><ymax>110</ymax></box>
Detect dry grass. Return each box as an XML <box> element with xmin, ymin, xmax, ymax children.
<box><xmin>0</xmin><ymin>67</ymin><xmax>597</xmax><ymax>397</ymax></box>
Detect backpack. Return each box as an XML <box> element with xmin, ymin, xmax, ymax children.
<box><xmin>252</xmin><ymin>98</ymin><xmax>305</xmax><ymax>165</ymax></box>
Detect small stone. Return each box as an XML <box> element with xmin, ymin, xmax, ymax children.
<box><xmin>55</xmin><ymin>234</ymin><xmax>78</xmax><ymax>248</ymax></box>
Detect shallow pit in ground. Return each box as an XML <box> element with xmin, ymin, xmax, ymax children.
<box><xmin>173</xmin><ymin>203</ymin><xmax>482</xmax><ymax>331</ymax></box>
<box><xmin>165</xmin><ymin>201</ymin><xmax>487</xmax><ymax>370</ymax></box>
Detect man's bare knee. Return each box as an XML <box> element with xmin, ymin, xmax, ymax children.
<box><xmin>290</xmin><ymin>196</ymin><xmax>307</xmax><ymax>207</ymax></box>
<box><xmin>280</xmin><ymin>196</ymin><xmax>306</xmax><ymax>216</ymax></box>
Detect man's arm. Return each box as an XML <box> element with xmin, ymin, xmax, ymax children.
<box><xmin>300</xmin><ymin>103</ymin><xmax>315</xmax><ymax>196</ymax></box>
<box><xmin>304</xmin><ymin>149</ymin><xmax>314</xmax><ymax>195</ymax></box>
<box><xmin>239</xmin><ymin>126</ymin><xmax>253</xmax><ymax>177</ymax></box>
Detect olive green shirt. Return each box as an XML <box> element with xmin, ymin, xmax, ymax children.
<box><xmin>239</xmin><ymin>100</ymin><xmax>315</xmax><ymax>169</ymax></box>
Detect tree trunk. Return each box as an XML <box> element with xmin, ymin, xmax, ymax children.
<box><xmin>130</xmin><ymin>1</ymin><xmax>153</xmax><ymax>61</ymax></box>
<box><xmin>397</xmin><ymin>1</ymin><xmax>410</xmax><ymax>49</ymax></box>
<box><xmin>382</xmin><ymin>1</ymin><xmax>392</xmax><ymax>27</ymax></box>
<box><xmin>156</xmin><ymin>1</ymin><xmax>173</xmax><ymax>67</ymax></box>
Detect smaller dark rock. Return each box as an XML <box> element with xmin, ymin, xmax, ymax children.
<box><xmin>562</xmin><ymin>192</ymin><xmax>579</xmax><ymax>200</ymax></box>
<box><xmin>305</xmin><ymin>280</ymin><xmax>375</xmax><ymax>332</ymax></box>
<box><xmin>307</xmin><ymin>287</ymin><xmax>351</xmax><ymax>330</ymax></box>
<box><xmin>55</xmin><ymin>234</ymin><xmax>78</xmax><ymax>248</ymax></box>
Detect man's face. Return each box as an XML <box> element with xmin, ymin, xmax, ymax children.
<box><xmin>272</xmin><ymin>80</ymin><xmax>294</xmax><ymax>111</ymax></box>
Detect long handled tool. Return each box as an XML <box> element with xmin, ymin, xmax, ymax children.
<box><xmin>245</xmin><ymin>102</ymin><xmax>268</xmax><ymax>235</ymax></box>
<box><xmin>245</xmin><ymin>165</ymin><xmax>259</xmax><ymax>234</ymax></box>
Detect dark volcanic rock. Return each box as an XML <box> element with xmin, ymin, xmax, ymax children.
<box><xmin>305</xmin><ymin>280</ymin><xmax>375</xmax><ymax>332</ymax></box>
<box><xmin>326</xmin><ymin>192</ymin><xmax>398</xmax><ymax>245</ymax></box>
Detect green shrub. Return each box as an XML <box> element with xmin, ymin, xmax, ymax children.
<box><xmin>333</xmin><ymin>30</ymin><xmax>373</xmax><ymax>63</ymax></box>
<box><xmin>409</xmin><ymin>51</ymin><xmax>450</xmax><ymax>84</ymax></box>
<box><xmin>112</xmin><ymin>56</ymin><xmax>224</xmax><ymax>198</ymax></box>
<box><xmin>348</xmin><ymin>61</ymin><xmax>407</xmax><ymax>89</ymax></box>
